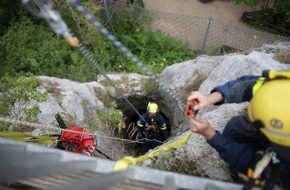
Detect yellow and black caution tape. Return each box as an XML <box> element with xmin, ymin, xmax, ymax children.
<box><xmin>114</xmin><ymin>131</ymin><xmax>193</xmax><ymax>171</ymax></box>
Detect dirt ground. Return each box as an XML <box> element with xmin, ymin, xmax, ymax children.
<box><xmin>143</xmin><ymin>0</ymin><xmax>260</xmax><ymax>30</ymax></box>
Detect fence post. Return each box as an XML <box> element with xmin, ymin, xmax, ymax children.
<box><xmin>201</xmin><ymin>16</ymin><xmax>213</xmax><ymax>54</ymax></box>
<box><xmin>103</xmin><ymin>0</ymin><xmax>110</xmax><ymax>21</ymax></box>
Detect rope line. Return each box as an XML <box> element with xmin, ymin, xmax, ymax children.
<box><xmin>0</xmin><ymin>117</ymin><xmax>161</xmax><ymax>144</ymax></box>
<box><xmin>67</xmin><ymin>0</ymin><xmax>185</xmax><ymax>109</ymax></box>
<box><xmin>17</xmin><ymin>1</ymin><xmax>193</xmax><ymax>169</ymax></box>
<box><xmin>114</xmin><ymin>131</ymin><xmax>193</xmax><ymax>171</ymax></box>
<box><xmin>77</xmin><ymin>44</ymin><xmax>145</xmax><ymax>122</ymax></box>
<box><xmin>22</xmin><ymin>0</ymin><xmax>146</xmax><ymax>123</ymax></box>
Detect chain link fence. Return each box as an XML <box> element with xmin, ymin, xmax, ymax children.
<box><xmin>104</xmin><ymin>0</ymin><xmax>289</xmax><ymax>54</ymax></box>
<box><xmin>146</xmin><ymin>10</ymin><xmax>289</xmax><ymax>54</ymax></box>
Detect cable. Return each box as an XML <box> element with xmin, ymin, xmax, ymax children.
<box><xmin>0</xmin><ymin>117</ymin><xmax>141</xmax><ymax>143</ymax></box>
<box><xmin>77</xmin><ymin>44</ymin><xmax>146</xmax><ymax>122</ymax></box>
<box><xmin>67</xmin><ymin>0</ymin><xmax>185</xmax><ymax>110</ymax></box>
<box><xmin>21</xmin><ymin>0</ymin><xmax>146</xmax><ymax>123</ymax></box>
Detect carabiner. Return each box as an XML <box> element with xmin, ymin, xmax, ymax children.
<box><xmin>184</xmin><ymin>99</ymin><xmax>198</xmax><ymax>117</ymax></box>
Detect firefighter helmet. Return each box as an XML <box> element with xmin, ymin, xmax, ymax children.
<box><xmin>147</xmin><ymin>102</ymin><xmax>158</xmax><ymax>114</ymax></box>
<box><xmin>247</xmin><ymin>79</ymin><xmax>290</xmax><ymax>161</ymax></box>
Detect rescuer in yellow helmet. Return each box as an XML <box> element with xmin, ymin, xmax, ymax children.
<box><xmin>187</xmin><ymin>70</ymin><xmax>290</xmax><ymax>189</ymax></box>
<box><xmin>147</xmin><ymin>102</ymin><xmax>159</xmax><ymax>114</ymax></box>
<box><xmin>136</xmin><ymin>102</ymin><xmax>170</xmax><ymax>153</ymax></box>
<box><xmin>247</xmin><ymin>79</ymin><xmax>290</xmax><ymax>161</ymax></box>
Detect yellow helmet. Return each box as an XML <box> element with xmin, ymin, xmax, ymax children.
<box><xmin>147</xmin><ymin>102</ymin><xmax>158</xmax><ymax>114</ymax></box>
<box><xmin>248</xmin><ymin>79</ymin><xmax>290</xmax><ymax>161</ymax></box>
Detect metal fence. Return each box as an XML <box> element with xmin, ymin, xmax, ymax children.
<box><xmin>103</xmin><ymin>0</ymin><xmax>289</xmax><ymax>54</ymax></box>
<box><xmin>146</xmin><ymin>10</ymin><xmax>290</xmax><ymax>54</ymax></box>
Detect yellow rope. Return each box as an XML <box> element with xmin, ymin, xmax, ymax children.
<box><xmin>114</xmin><ymin>131</ymin><xmax>193</xmax><ymax>171</ymax></box>
<box><xmin>0</xmin><ymin>117</ymin><xmax>193</xmax><ymax>168</ymax></box>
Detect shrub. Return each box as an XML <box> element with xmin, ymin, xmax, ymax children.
<box><xmin>0</xmin><ymin>73</ymin><xmax>47</xmax><ymax>130</ymax></box>
<box><xmin>0</xmin><ymin>16</ymin><xmax>97</xmax><ymax>82</ymax></box>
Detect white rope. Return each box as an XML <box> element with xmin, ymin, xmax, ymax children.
<box><xmin>0</xmin><ymin>117</ymin><xmax>157</xmax><ymax>144</ymax></box>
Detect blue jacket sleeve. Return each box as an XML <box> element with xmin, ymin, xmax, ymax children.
<box><xmin>208</xmin><ymin>132</ymin><xmax>262</xmax><ymax>174</ymax></box>
<box><xmin>211</xmin><ymin>75</ymin><xmax>260</xmax><ymax>105</ymax></box>
<box><xmin>136</xmin><ymin>114</ymin><xmax>147</xmax><ymax>135</ymax></box>
<box><xmin>159</xmin><ymin>115</ymin><xmax>169</xmax><ymax>140</ymax></box>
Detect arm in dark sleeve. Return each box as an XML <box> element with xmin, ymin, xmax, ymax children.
<box><xmin>136</xmin><ymin>114</ymin><xmax>147</xmax><ymax>136</ymax></box>
<box><xmin>208</xmin><ymin>132</ymin><xmax>262</xmax><ymax>174</ymax></box>
<box><xmin>211</xmin><ymin>75</ymin><xmax>260</xmax><ymax>105</ymax></box>
<box><xmin>159</xmin><ymin>115</ymin><xmax>169</xmax><ymax>140</ymax></box>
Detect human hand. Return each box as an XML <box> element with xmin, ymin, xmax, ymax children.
<box><xmin>189</xmin><ymin>117</ymin><xmax>216</xmax><ymax>140</ymax></box>
<box><xmin>187</xmin><ymin>91</ymin><xmax>210</xmax><ymax>110</ymax></box>
<box><xmin>187</xmin><ymin>91</ymin><xmax>223</xmax><ymax>110</ymax></box>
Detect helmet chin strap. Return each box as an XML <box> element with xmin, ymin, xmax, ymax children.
<box><xmin>251</xmin><ymin>120</ymin><xmax>264</xmax><ymax>130</ymax></box>
<box><xmin>233</xmin><ymin>115</ymin><xmax>263</xmax><ymax>137</ymax></box>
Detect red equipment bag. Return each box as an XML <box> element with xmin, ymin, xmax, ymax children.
<box><xmin>60</xmin><ymin>126</ymin><xmax>96</xmax><ymax>156</ymax></box>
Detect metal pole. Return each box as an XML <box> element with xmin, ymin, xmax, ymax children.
<box><xmin>201</xmin><ymin>16</ymin><xmax>213</xmax><ymax>54</ymax></box>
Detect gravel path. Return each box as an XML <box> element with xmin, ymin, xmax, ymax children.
<box><xmin>143</xmin><ymin>0</ymin><xmax>260</xmax><ymax>30</ymax></box>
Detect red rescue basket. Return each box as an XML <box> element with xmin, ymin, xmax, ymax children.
<box><xmin>60</xmin><ymin>126</ymin><xmax>96</xmax><ymax>156</ymax></box>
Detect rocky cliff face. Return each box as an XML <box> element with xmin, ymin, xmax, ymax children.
<box><xmin>34</xmin><ymin>42</ymin><xmax>290</xmax><ymax>181</ymax></box>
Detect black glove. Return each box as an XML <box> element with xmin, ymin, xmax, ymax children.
<box><xmin>145</xmin><ymin>125</ymin><xmax>153</xmax><ymax>132</ymax></box>
<box><xmin>138</xmin><ymin>133</ymin><xmax>145</xmax><ymax>139</ymax></box>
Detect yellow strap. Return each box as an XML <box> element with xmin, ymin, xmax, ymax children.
<box><xmin>252</xmin><ymin>77</ymin><xmax>265</xmax><ymax>96</ymax></box>
<box><xmin>114</xmin><ymin>131</ymin><xmax>193</xmax><ymax>171</ymax></box>
<box><xmin>266</xmin><ymin>70</ymin><xmax>290</xmax><ymax>80</ymax></box>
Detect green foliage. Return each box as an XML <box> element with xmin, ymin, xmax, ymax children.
<box><xmin>0</xmin><ymin>1</ymin><xmax>195</xmax><ymax>82</ymax></box>
<box><xmin>152</xmin><ymin>151</ymin><xmax>175</xmax><ymax>170</ymax></box>
<box><xmin>232</xmin><ymin>0</ymin><xmax>263</xmax><ymax>6</ymax></box>
<box><xmin>152</xmin><ymin>150</ymin><xmax>202</xmax><ymax>176</ymax></box>
<box><xmin>119</xmin><ymin>30</ymin><xmax>195</xmax><ymax>74</ymax></box>
<box><xmin>0</xmin><ymin>73</ymin><xmax>47</xmax><ymax>131</ymax></box>
<box><xmin>232</xmin><ymin>0</ymin><xmax>290</xmax><ymax>26</ymax></box>
<box><xmin>0</xmin><ymin>15</ymin><xmax>97</xmax><ymax>82</ymax></box>
<box><xmin>97</xmin><ymin>102</ymin><xmax>125</xmax><ymax>135</ymax></box>
<box><xmin>107</xmin><ymin>7</ymin><xmax>195</xmax><ymax>74</ymax></box>
<box><xmin>0</xmin><ymin>0</ymin><xmax>23</xmax><ymax>36</ymax></box>
<box><xmin>82</xmin><ymin>102</ymin><xmax>126</xmax><ymax>139</ymax></box>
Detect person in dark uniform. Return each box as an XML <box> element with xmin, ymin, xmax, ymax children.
<box><xmin>187</xmin><ymin>71</ymin><xmax>290</xmax><ymax>190</ymax></box>
<box><xmin>136</xmin><ymin>102</ymin><xmax>169</xmax><ymax>153</ymax></box>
